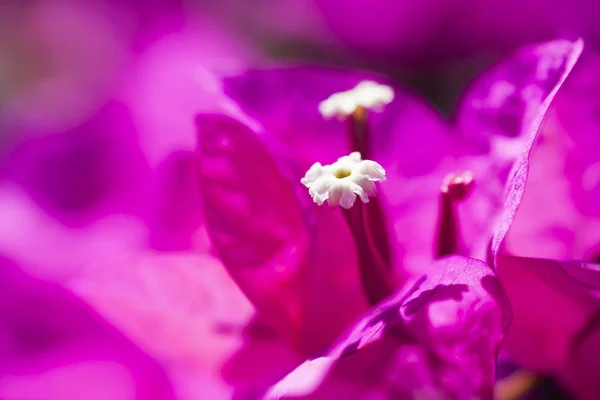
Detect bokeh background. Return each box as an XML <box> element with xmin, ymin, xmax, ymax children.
<box><xmin>3</xmin><ymin>0</ymin><xmax>600</xmax><ymax>118</ymax></box>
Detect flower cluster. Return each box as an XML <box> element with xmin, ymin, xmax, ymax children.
<box><xmin>2</xmin><ymin>3</ymin><xmax>600</xmax><ymax>400</ymax></box>
<box><xmin>196</xmin><ymin>37</ymin><xmax>594</xmax><ymax>399</ymax></box>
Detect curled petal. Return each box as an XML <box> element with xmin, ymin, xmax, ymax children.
<box><xmin>488</xmin><ymin>38</ymin><xmax>584</xmax><ymax>258</ymax></box>
<box><xmin>503</xmin><ymin>50</ymin><xmax>600</xmax><ymax>261</ymax></box>
<box><xmin>457</xmin><ymin>38</ymin><xmax>585</xmax><ymax>161</ymax></box>
<box><xmin>265</xmin><ymin>256</ymin><xmax>509</xmax><ymax>399</ymax></box>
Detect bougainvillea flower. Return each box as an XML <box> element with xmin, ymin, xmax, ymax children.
<box><xmin>258</xmin><ymin>40</ymin><xmax>582</xmax><ymax>400</ymax></box>
<box><xmin>198</xmin><ymin>41</ymin><xmax>574</xmax><ymax>354</ymax></box>
<box><xmin>196</xmin><ymin>114</ymin><xmax>510</xmax><ymax>397</ymax></box>
<box><xmin>480</xmin><ymin>44</ymin><xmax>600</xmax><ymax>399</ymax></box>
<box><xmin>197</xmin><ymin>39</ymin><xmax>583</xmax><ymax>397</ymax></box>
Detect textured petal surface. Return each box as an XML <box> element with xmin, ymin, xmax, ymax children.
<box><xmin>481</xmin><ymin>38</ymin><xmax>600</xmax><ymax>400</ymax></box>
<box><xmin>486</xmin><ymin>38</ymin><xmax>584</xmax><ymax>257</ymax></box>
<box><xmin>502</xmin><ymin>50</ymin><xmax>600</xmax><ymax>261</ymax></box>
<box><xmin>266</xmin><ymin>256</ymin><xmax>509</xmax><ymax>399</ymax></box>
<box><xmin>378</xmin><ymin>39</ymin><xmax>583</xmax><ymax>276</ymax></box>
<box><xmin>458</xmin><ymin>39</ymin><xmax>585</xmax><ymax>159</ymax></box>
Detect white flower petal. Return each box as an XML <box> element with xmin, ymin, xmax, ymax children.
<box><xmin>318</xmin><ymin>81</ymin><xmax>394</xmax><ymax>119</ymax></box>
<box><xmin>300</xmin><ymin>152</ymin><xmax>386</xmax><ymax>208</ymax></box>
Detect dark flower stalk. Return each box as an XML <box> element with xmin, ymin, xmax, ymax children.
<box><xmin>342</xmin><ymin>202</ymin><xmax>395</xmax><ymax>305</ymax></box>
<box><xmin>321</xmin><ymin>81</ymin><xmax>394</xmax><ymax>268</ymax></box>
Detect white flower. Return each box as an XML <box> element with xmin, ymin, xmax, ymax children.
<box><xmin>318</xmin><ymin>81</ymin><xmax>394</xmax><ymax>119</ymax></box>
<box><xmin>301</xmin><ymin>152</ymin><xmax>386</xmax><ymax>209</ymax></box>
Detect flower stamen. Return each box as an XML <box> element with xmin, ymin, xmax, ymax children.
<box><xmin>318</xmin><ymin>82</ymin><xmax>394</xmax><ymax>268</ymax></box>
<box><xmin>302</xmin><ymin>153</ymin><xmax>394</xmax><ymax>305</ymax></box>
<box><xmin>334</xmin><ymin>168</ymin><xmax>352</xmax><ymax>179</ymax></box>
<box><xmin>318</xmin><ymin>81</ymin><xmax>394</xmax><ymax>120</ymax></box>
<box><xmin>319</xmin><ymin>81</ymin><xmax>393</xmax><ymax>159</ymax></box>
<box><xmin>436</xmin><ymin>171</ymin><xmax>475</xmax><ymax>258</ymax></box>
<box><xmin>301</xmin><ymin>152</ymin><xmax>385</xmax><ymax>209</ymax></box>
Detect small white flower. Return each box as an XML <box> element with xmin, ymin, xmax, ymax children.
<box><xmin>318</xmin><ymin>81</ymin><xmax>394</xmax><ymax>119</ymax></box>
<box><xmin>301</xmin><ymin>152</ymin><xmax>386</xmax><ymax>209</ymax></box>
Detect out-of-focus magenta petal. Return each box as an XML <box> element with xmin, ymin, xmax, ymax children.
<box><xmin>224</xmin><ymin>67</ymin><xmax>397</xmax><ymax>168</ymax></box>
<box><xmin>2</xmin><ymin>101</ymin><xmax>153</xmax><ymax>226</ymax></box>
<box><xmin>197</xmin><ymin>112</ymin><xmax>309</xmax><ymax>343</ymax></box>
<box><xmin>0</xmin><ymin>184</ymin><xmax>147</xmax><ymax>280</ymax></box>
<box><xmin>313</xmin><ymin>0</ymin><xmax>455</xmax><ymax>56</ymax></box>
<box><xmin>0</xmin><ymin>255</ymin><xmax>176</xmax><ymax>400</ymax></box>
<box><xmin>0</xmin><ymin>1</ymin><xmax>133</xmax><ymax>135</ymax></box>
<box><xmin>124</xmin><ymin>25</ymin><xmax>256</xmax><ymax>167</ymax></box>
<box><xmin>496</xmin><ymin>255</ymin><xmax>600</xmax><ymax>370</ymax></box>
<box><xmin>148</xmin><ymin>151</ymin><xmax>209</xmax><ymax>252</ymax></box>
<box><xmin>70</xmin><ymin>251</ymin><xmax>302</xmax><ymax>399</ymax></box>
<box><xmin>266</xmin><ymin>256</ymin><xmax>509</xmax><ymax>399</ymax></box>
<box><xmin>196</xmin><ymin>113</ymin><xmax>366</xmax><ymax>356</ymax></box>
<box><xmin>121</xmin><ymin>27</ymin><xmax>256</xmax><ymax>250</ymax></box>
<box><xmin>1</xmin><ymin>14</ymin><xmax>255</xmax><ymax>252</ymax></box>
<box><xmin>503</xmin><ymin>51</ymin><xmax>600</xmax><ymax>261</ymax></box>
<box><xmin>312</xmin><ymin>0</ymin><xmax>593</xmax><ymax>60</ymax></box>
<box><xmin>495</xmin><ymin>255</ymin><xmax>600</xmax><ymax>399</ymax></box>
<box><xmin>563</xmin><ymin>312</ymin><xmax>600</xmax><ymax>400</ymax></box>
